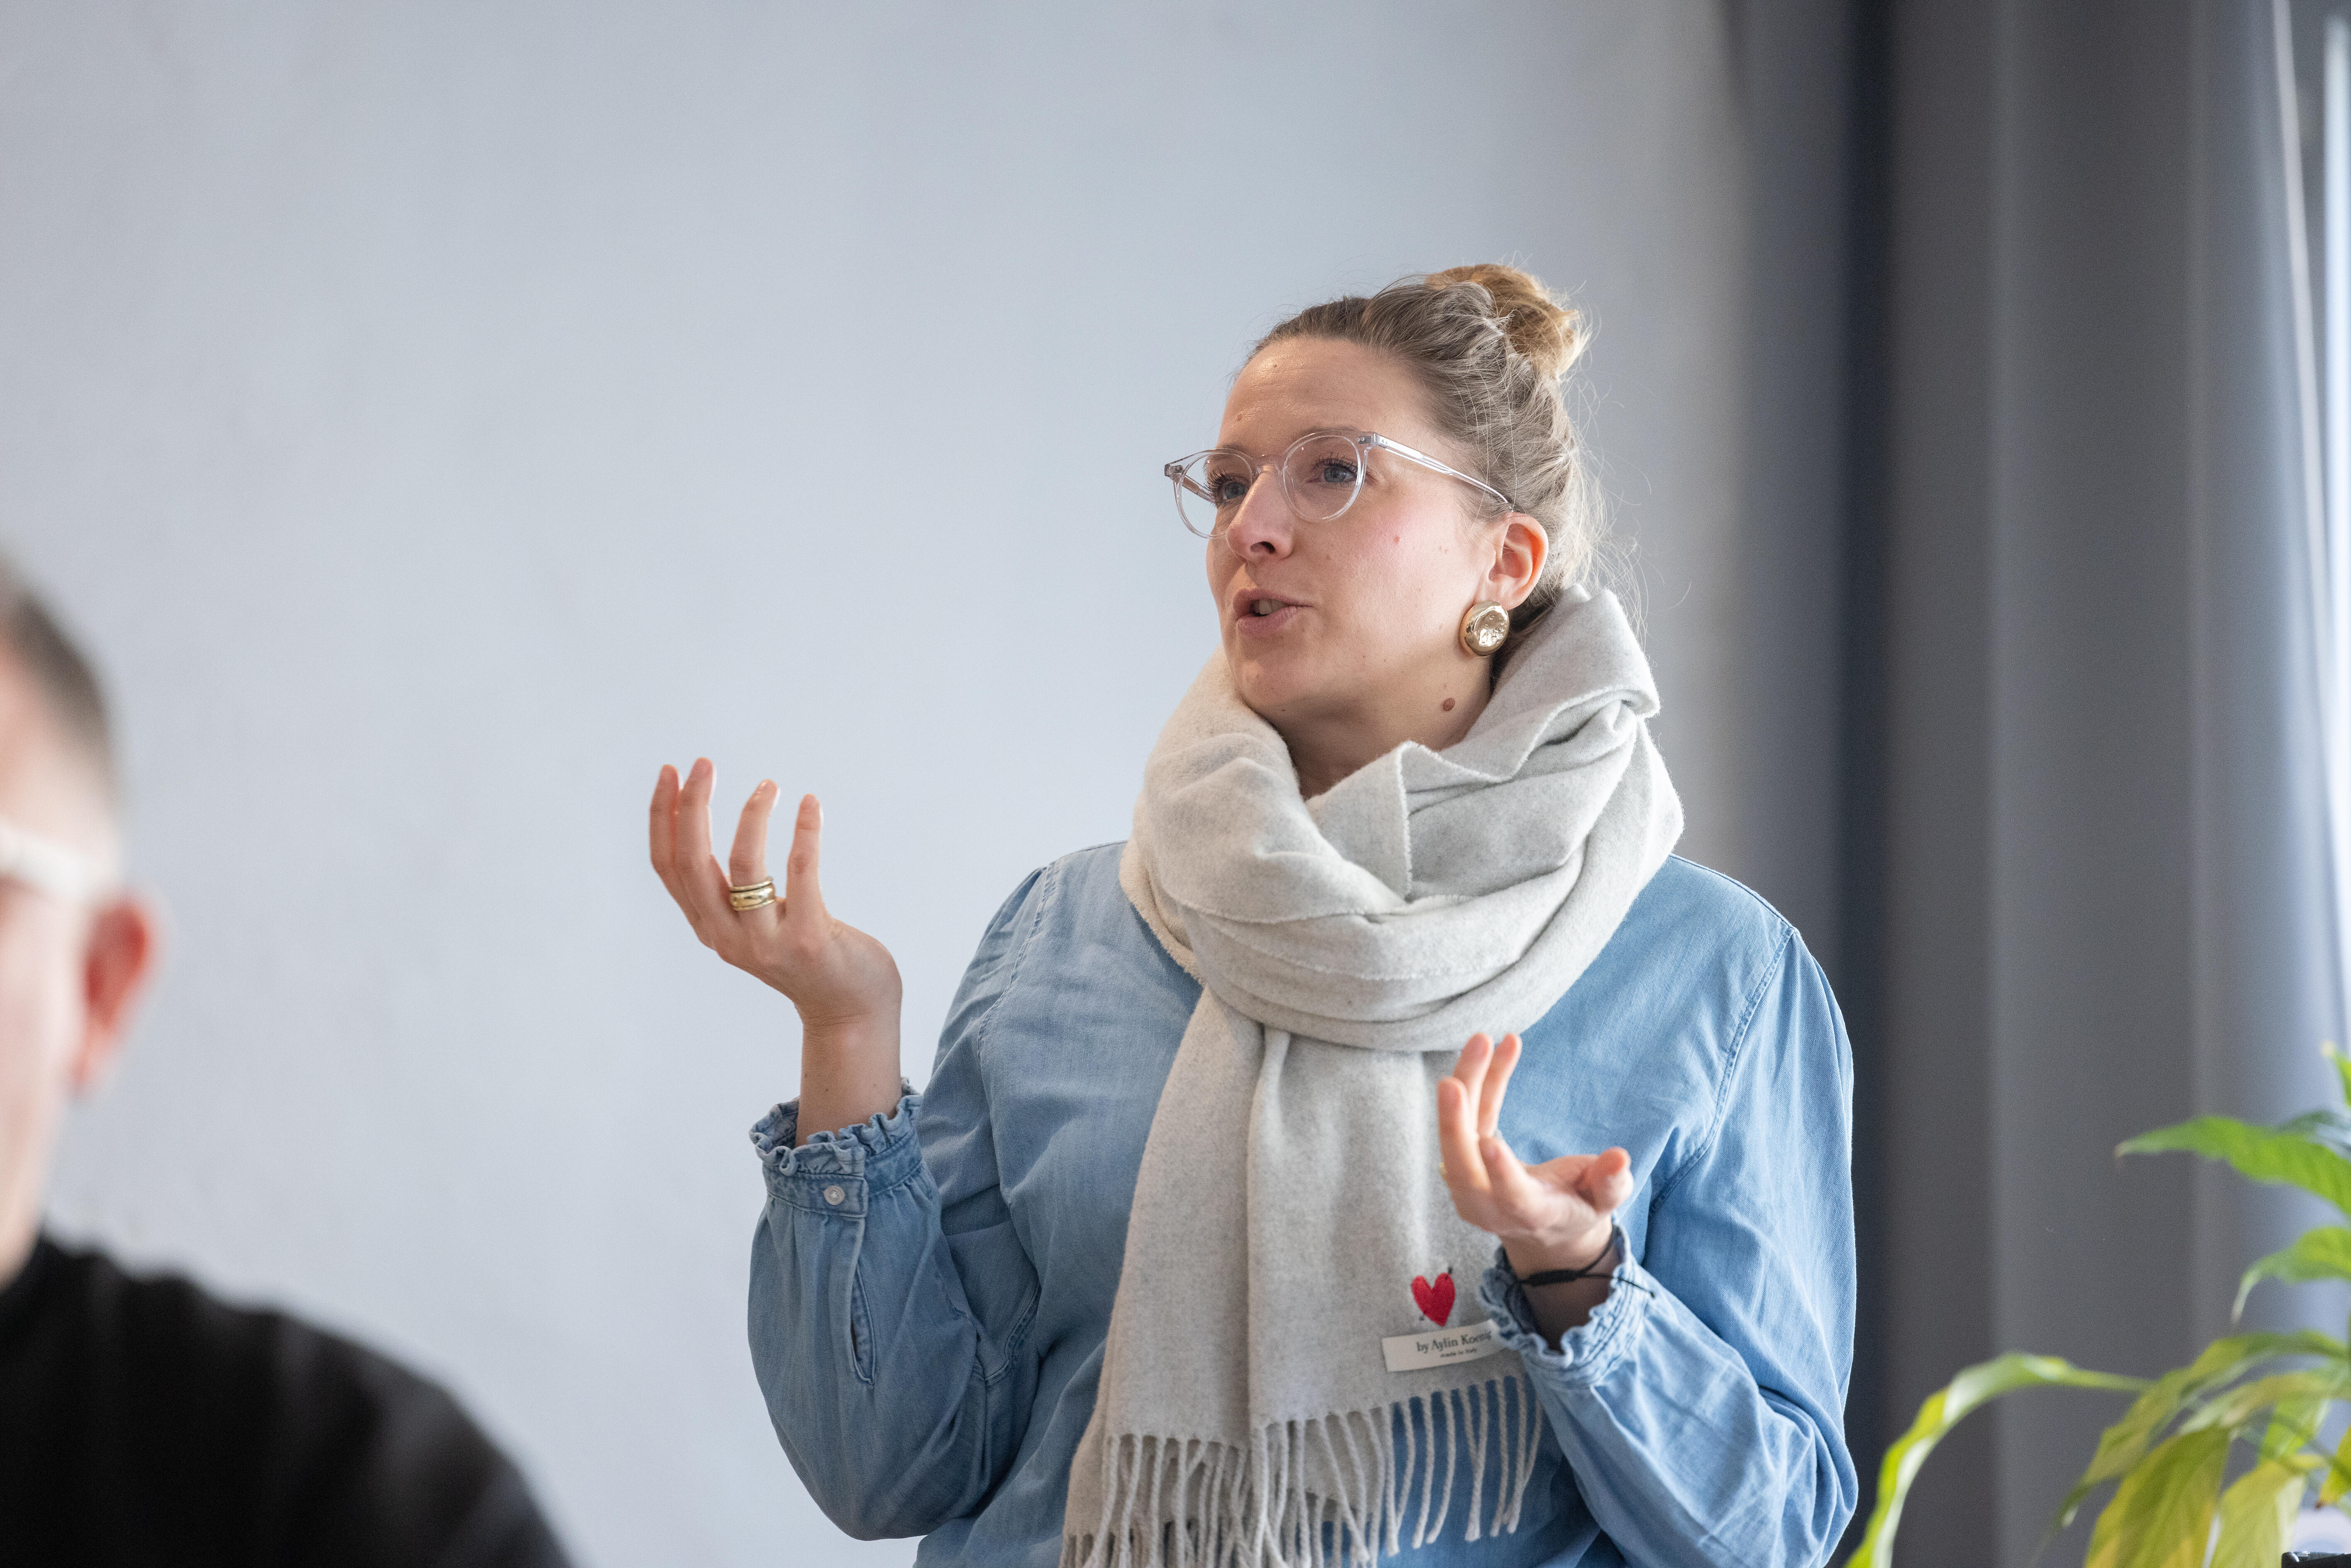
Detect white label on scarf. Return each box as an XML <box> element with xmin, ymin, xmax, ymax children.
<box><xmin>1380</xmin><ymin>1319</ymin><xmax>1503</xmax><ymax>1373</ymax></box>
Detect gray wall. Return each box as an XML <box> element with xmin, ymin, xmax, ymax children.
<box><xmin>0</xmin><ymin>5</ymin><xmax>1755</xmax><ymax>1562</ymax></box>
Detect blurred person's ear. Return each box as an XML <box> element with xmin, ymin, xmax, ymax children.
<box><xmin>69</xmin><ymin>892</ymin><xmax>160</xmax><ymax>1094</ymax></box>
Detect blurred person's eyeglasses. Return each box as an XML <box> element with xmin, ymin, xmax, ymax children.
<box><xmin>0</xmin><ymin>817</ymin><xmax>100</xmax><ymax>905</ymax></box>
<box><xmin>1162</xmin><ymin>430</ymin><xmax>1514</xmax><ymax>540</ymax></box>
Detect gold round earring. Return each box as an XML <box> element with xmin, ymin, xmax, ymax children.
<box><xmin>1459</xmin><ymin>601</ymin><xmax>1511</xmax><ymax>657</ymax></box>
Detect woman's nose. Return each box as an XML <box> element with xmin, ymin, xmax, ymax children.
<box><xmin>1221</xmin><ymin>468</ymin><xmax>1293</xmax><ymax>557</ymax></box>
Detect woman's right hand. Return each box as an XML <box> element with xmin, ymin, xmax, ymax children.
<box><xmin>650</xmin><ymin>760</ymin><xmax>904</xmax><ymax>1137</ymax></box>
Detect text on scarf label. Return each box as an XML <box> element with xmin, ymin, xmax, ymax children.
<box><xmin>1381</xmin><ymin>1318</ymin><xmax>1502</xmax><ymax>1373</ymax></box>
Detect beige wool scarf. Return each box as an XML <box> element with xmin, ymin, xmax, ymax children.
<box><xmin>1065</xmin><ymin>588</ymin><xmax>1683</xmax><ymax>1568</ymax></box>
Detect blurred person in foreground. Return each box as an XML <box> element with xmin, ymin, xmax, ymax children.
<box><xmin>0</xmin><ymin>562</ymin><xmax>570</xmax><ymax>1568</ymax></box>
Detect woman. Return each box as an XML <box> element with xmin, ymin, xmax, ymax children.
<box><xmin>649</xmin><ymin>266</ymin><xmax>1857</xmax><ymax>1566</ymax></box>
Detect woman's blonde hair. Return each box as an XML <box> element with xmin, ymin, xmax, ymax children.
<box><xmin>1252</xmin><ymin>264</ymin><xmax>1603</xmax><ymax>667</ymax></box>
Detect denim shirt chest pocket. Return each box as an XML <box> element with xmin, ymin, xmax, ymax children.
<box><xmin>1494</xmin><ymin>899</ymin><xmax>1780</xmax><ymax>1256</ymax></box>
<box><xmin>1493</xmin><ymin>1012</ymin><xmax>1720</xmax><ymax>1267</ymax></box>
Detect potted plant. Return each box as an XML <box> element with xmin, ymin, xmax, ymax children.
<box><xmin>1848</xmin><ymin>1047</ymin><xmax>2351</xmax><ymax>1567</ymax></box>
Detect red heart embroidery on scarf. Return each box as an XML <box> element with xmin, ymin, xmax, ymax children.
<box><xmin>1410</xmin><ymin>1272</ymin><xmax>1455</xmax><ymax>1327</ymax></box>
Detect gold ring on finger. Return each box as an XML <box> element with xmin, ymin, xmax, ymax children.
<box><xmin>728</xmin><ymin>878</ymin><xmax>777</xmax><ymax>912</ymax></box>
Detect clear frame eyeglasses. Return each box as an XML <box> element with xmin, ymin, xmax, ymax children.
<box><xmin>1162</xmin><ymin>430</ymin><xmax>1513</xmax><ymax>540</ymax></box>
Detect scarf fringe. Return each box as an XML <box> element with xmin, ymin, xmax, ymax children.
<box><xmin>1062</xmin><ymin>1375</ymin><xmax>1541</xmax><ymax>1568</ymax></box>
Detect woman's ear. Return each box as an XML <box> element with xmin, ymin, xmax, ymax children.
<box><xmin>1488</xmin><ymin>515</ymin><xmax>1549</xmax><ymax>610</ymax></box>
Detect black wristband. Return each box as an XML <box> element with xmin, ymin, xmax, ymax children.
<box><xmin>1510</xmin><ymin>1223</ymin><xmax>1624</xmax><ymax>1289</ymax></box>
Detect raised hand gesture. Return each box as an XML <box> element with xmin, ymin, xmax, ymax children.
<box><xmin>1437</xmin><ymin>1031</ymin><xmax>1633</xmax><ymax>1339</ymax></box>
<box><xmin>648</xmin><ymin>758</ymin><xmax>902</xmax><ymax>1139</ymax></box>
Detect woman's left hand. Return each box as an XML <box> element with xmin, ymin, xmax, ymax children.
<box><xmin>1437</xmin><ymin>1032</ymin><xmax>1632</xmax><ymax>1287</ymax></box>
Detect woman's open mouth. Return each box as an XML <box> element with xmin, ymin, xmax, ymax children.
<box><xmin>1233</xmin><ymin>592</ymin><xmax>1305</xmax><ymax>637</ymax></box>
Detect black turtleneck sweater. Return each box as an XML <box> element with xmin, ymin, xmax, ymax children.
<box><xmin>0</xmin><ymin>1234</ymin><xmax>571</xmax><ymax>1568</ymax></box>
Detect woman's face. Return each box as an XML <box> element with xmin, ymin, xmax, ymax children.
<box><xmin>1206</xmin><ymin>338</ymin><xmax>1519</xmax><ymax>736</ymax></box>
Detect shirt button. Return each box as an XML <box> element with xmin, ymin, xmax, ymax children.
<box><xmin>823</xmin><ymin>1185</ymin><xmax>846</xmax><ymax>1206</ymax></box>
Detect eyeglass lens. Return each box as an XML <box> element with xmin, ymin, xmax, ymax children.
<box><xmin>1172</xmin><ymin>435</ymin><xmax>1368</xmax><ymax>537</ymax></box>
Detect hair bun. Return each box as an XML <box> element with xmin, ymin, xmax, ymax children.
<box><xmin>1425</xmin><ymin>263</ymin><xmax>1582</xmax><ymax>379</ymax></box>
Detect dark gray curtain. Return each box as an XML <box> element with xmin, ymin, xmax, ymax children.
<box><xmin>1739</xmin><ymin>0</ymin><xmax>2341</xmax><ymax>1560</ymax></box>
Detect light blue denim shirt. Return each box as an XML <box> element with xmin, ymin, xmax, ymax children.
<box><xmin>748</xmin><ymin>845</ymin><xmax>1857</xmax><ymax>1566</ymax></box>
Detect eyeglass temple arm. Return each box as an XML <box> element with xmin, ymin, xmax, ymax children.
<box><xmin>0</xmin><ymin>817</ymin><xmax>100</xmax><ymax>903</ymax></box>
<box><xmin>1165</xmin><ymin>459</ymin><xmax>1220</xmax><ymax>503</ymax></box>
<box><xmin>1362</xmin><ymin>434</ymin><xmax>1515</xmax><ymax>511</ymax></box>
<box><xmin>1167</xmin><ymin>451</ymin><xmax>1282</xmax><ymax>505</ymax></box>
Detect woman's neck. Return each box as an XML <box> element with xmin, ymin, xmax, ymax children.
<box><xmin>1281</xmin><ymin>678</ymin><xmax>1495</xmax><ymax>799</ymax></box>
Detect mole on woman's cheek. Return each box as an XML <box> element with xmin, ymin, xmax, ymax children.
<box><xmin>1442</xmin><ymin>698</ymin><xmax>1456</xmax><ymax>712</ymax></box>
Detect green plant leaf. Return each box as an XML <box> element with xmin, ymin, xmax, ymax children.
<box><xmin>2210</xmin><ymin>1457</ymin><xmax>2310</xmax><ymax>1568</ymax></box>
<box><xmin>2235</xmin><ymin>1227</ymin><xmax>2351</xmax><ymax>1318</ymax></box>
<box><xmin>1844</xmin><ymin>1353</ymin><xmax>2148</xmax><ymax>1568</ymax></box>
<box><xmin>2056</xmin><ymin>1332</ymin><xmax>2345</xmax><ymax>1529</ymax></box>
<box><xmin>2277</xmin><ymin>1108</ymin><xmax>2351</xmax><ymax>1155</ymax></box>
<box><xmin>2326</xmin><ymin>1041</ymin><xmax>2351</xmax><ymax>1109</ymax></box>
<box><xmin>2084</xmin><ymin>1427</ymin><xmax>2229</xmax><ymax>1568</ymax></box>
<box><xmin>2325</xmin><ymin>1417</ymin><xmax>2351</xmax><ymax>1505</ymax></box>
<box><xmin>2178</xmin><ymin>1366</ymin><xmax>2351</xmax><ymax>1435</ymax></box>
<box><xmin>2261</xmin><ymin>1393</ymin><xmax>2325</xmax><ymax>1461</ymax></box>
<box><xmin>2119</xmin><ymin>1116</ymin><xmax>2351</xmax><ymax>1216</ymax></box>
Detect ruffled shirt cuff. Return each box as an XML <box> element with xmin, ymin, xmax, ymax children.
<box><xmin>749</xmin><ymin>1087</ymin><xmax>922</xmax><ymax>1213</ymax></box>
<box><xmin>1478</xmin><ymin>1241</ymin><xmax>1658</xmax><ymax>1389</ymax></box>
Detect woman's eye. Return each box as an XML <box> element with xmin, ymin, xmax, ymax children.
<box><xmin>1211</xmin><ymin>476</ymin><xmax>1252</xmax><ymax>505</ymax></box>
<box><xmin>1313</xmin><ymin>460</ymin><xmax>1359</xmax><ymax>486</ymax></box>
